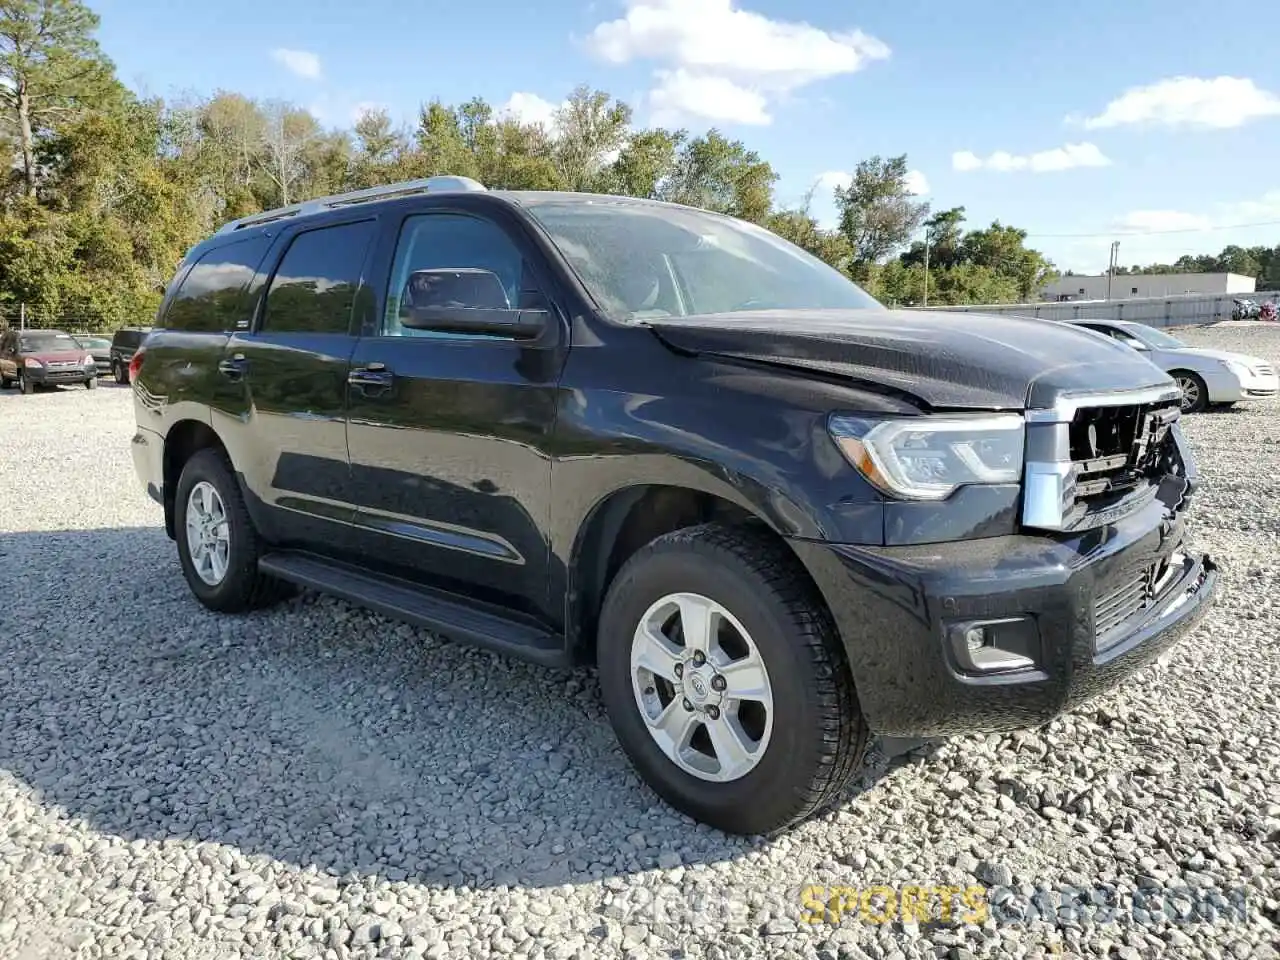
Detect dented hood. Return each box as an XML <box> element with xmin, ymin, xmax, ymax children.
<box><xmin>645</xmin><ymin>308</ymin><xmax>1174</xmax><ymax>410</ymax></box>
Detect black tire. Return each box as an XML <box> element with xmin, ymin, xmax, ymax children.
<box><xmin>19</xmin><ymin>371</ymin><xmax>34</xmax><ymax>395</ymax></box>
<box><xmin>1173</xmin><ymin>371</ymin><xmax>1208</xmax><ymax>413</ymax></box>
<box><xmin>173</xmin><ymin>448</ymin><xmax>292</xmax><ymax>613</ymax></box>
<box><xmin>0</xmin><ymin>376</ymin><xmax>11</xmax><ymax>389</ymax></box>
<box><xmin>85</xmin><ymin>377</ymin><xmax>96</xmax><ymax>390</ymax></box>
<box><xmin>597</xmin><ymin>523</ymin><xmax>868</xmax><ymax>835</ymax></box>
<box><xmin>113</xmin><ymin>360</ymin><xmax>129</xmax><ymax>385</ymax></box>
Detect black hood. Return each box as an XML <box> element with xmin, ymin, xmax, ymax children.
<box><xmin>646</xmin><ymin>308</ymin><xmax>1173</xmax><ymax>410</ymax></box>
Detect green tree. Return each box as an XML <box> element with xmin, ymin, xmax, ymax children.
<box><xmin>605</xmin><ymin>127</ymin><xmax>682</xmax><ymax>198</ymax></box>
<box><xmin>833</xmin><ymin>154</ymin><xmax>930</xmax><ymax>280</ymax></box>
<box><xmin>659</xmin><ymin>129</ymin><xmax>777</xmax><ymax>223</ymax></box>
<box><xmin>0</xmin><ymin>0</ymin><xmax>114</xmax><ymax>197</ymax></box>
<box><xmin>552</xmin><ymin>85</ymin><xmax>630</xmax><ymax>193</ymax></box>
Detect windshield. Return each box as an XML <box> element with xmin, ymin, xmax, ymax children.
<box><xmin>19</xmin><ymin>333</ymin><xmax>80</xmax><ymax>354</ymax></box>
<box><xmin>76</xmin><ymin>337</ymin><xmax>110</xmax><ymax>349</ymax></box>
<box><xmin>524</xmin><ymin>200</ymin><xmax>884</xmax><ymax>321</ymax></box>
<box><xmin>1121</xmin><ymin>324</ymin><xmax>1186</xmax><ymax>349</ymax></box>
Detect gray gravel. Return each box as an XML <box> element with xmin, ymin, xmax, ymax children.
<box><xmin>1</xmin><ymin>322</ymin><xmax>1278</xmax><ymax>960</ymax></box>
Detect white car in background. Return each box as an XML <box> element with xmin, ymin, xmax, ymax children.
<box><xmin>1061</xmin><ymin>318</ymin><xmax>1279</xmax><ymax>413</ymax></box>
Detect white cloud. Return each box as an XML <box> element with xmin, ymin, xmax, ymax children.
<box><xmin>814</xmin><ymin>168</ymin><xmax>928</xmax><ymax>195</ymax></box>
<box><xmin>270</xmin><ymin>48</ymin><xmax>322</xmax><ymax>81</ymax></box>
<box><xmin>1081</xmin><ymin>76</ymin><xmax>1280</xmax><ymax>130</ymax></box>
<box><xmin>903</xmin><ymin>169</ymin><xmax>930</xmax><ymax>196</ymax></box>
<box><xmin>649</xmin><ymin>69</ymin><xmax>770</xmax><ymax>125</ymax></box>
<box><xmin>497</xmin><ymin>92</ymin><xmax>563</xmax><ymax>129</ymax></box>
<box><xmin>815</xmin><ymin>170</ymin><xmax>852</xmax><ymax>191</ymax></box>
<box><xmin>951</xmin><ymin>142</ymin><xmax>1111</xmax><ymax>173</ymax></box>
<box><xmin>585</xmin><ymin>0</ymin><xmax>889</xmax><ymax>126</ymax></box>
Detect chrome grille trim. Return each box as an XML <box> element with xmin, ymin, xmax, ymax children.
<box><xmin>1024</xmin><ymin>383</ymin><xmax>1183</xmax><ymax>424</ymax></box>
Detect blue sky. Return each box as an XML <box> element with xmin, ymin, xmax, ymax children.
<box><xmin>95</xmin><ymin>0</ymin><xmax>1280</xmax><ymax>274</ymax></box>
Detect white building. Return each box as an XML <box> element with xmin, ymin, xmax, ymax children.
<box><xmin>1039</xmin><ymin>272</ymin><xmax>1256</xmax><ymax>302</ymax></box>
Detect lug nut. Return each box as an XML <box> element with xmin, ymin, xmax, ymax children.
<box><xmin>706</xmin><ymin>706</ymin><xmax>720</xmax><ymax>720</ymax></box>
<box><xmin>692</xmin><ymin>651</ymin><xmax>706</xmax><ymax>666</ymax></box>
<box><xmin>711</xmin><ymin>675</ymin><xmax>726</xmax><ymax>692</ymax></box>
<box><xmin>674</xmin><ymin>662</ymin><xmax>683</xmax><ymax>677</ymax></box>
<box><xmin>682</xmin><ymin>699</ymin><xmax>694</xmax><ymax>712</ymax></box>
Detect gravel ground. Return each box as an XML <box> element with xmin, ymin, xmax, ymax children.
<box><xmin>1</xmin><ymin>322</ymin><xmax>1277</xmax><ymax>960</ymax></box>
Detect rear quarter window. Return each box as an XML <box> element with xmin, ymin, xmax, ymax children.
<box><xmin>162</xmin><ymin>235</ymin><xmax>272</xmax><ymax>333</ymax></box>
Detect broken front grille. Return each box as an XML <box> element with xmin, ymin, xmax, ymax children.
<box><xmin>1021</xmin><ymin>385</ymin><xmax>1187</xmax><ymax>532</ymax></box>
<box><xmin>1068</xmin><ymin>400</ymin><xmax>1180</xmax><ymax>510</ymax></box>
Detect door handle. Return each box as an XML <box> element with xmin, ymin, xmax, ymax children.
<box><xmin>218</xmin><ymin>353</ymin><xmax>247</xmax><ymax>379</ymax></box>
<box><xmin>348</xmin><ymin>365</ymin><xmax>394</xmax><ymax>389</ymax></box>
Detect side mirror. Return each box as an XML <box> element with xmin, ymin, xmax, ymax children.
<box><xmin>1127</xmin><ymin>339</ymin><xmax>1150</xmax><ymax>351</ymax></box>
<box><xmin>401</xmin><ymin>305</ymin><xmax>550</xmax><ymax>339</ymax></box>
<box><xmin>398</xmin><ymin>267</ymin><xmax>550</xmax><ymax>339</ymax></box>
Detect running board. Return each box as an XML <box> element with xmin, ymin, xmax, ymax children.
<box><xmin>258</xmin><ymin>551</ymin><xmax>570</xmax><ymax>667</ymax></box>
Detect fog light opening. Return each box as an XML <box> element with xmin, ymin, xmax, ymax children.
<box><xmin>947</xmin><ymin>616</ymin><xmax>1041</xmax><ymax>676</ymax></box>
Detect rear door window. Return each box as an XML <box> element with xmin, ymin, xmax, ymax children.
<box><xmin>163</xmin><ymin>235</ymin><xmax>272</xmax><ymax>333</ymax></box>
<box><xmin>261</xmin><ymin>221</ymin><xmax>377</xmax><ymax>335</ymax></box>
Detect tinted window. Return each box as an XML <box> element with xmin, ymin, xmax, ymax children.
<box><xmin>262</xmin><ymin>220</ymin><xmax>376</xmax><ymax>334</ymax></box>
<box><xmin>164</xmin><ymin>236</ymin><xmax>271</xmax><ymax>332</ymax></box>
<box><xmin>384</xmin><ymin>214</ymin><xmax>546</xmax><ymax>337</ymax></box>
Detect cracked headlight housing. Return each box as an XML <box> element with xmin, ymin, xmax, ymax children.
<box><xmin>829</xmin><ymin>414</ymin><xmax>1025</xmax><ymax>500</ymax></box>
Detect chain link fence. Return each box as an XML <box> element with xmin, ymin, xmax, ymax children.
<box><xmin>0</xmin><ymin>306</ymin><xmax>121</xmax><ymax>338</ymax></box>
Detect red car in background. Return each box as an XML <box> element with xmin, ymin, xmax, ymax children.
<box><xmin>0</xmin><ymin>328</ymin><xmax>99</xmax><ymax>394</ymax></box>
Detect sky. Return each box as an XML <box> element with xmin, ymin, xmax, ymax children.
<box><xmin>93</xmin><ymin>0</ymin><xmax>1280</xmax><ymax>275</ymax></box>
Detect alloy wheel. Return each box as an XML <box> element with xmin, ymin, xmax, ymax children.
<box><xmin>185</xmin><ymin>481</ymin><xmax>232</xmax><ymax>586</ymax></box>
<box><xmin>630</xmin><ymin>592</ymin><xmax>774</xmax><ymax>782</ymax></box>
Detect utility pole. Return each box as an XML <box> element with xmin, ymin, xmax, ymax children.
<box><xmin>1106</xmin><ymin>241</ymin><xmax>1120</xmax><ymax>300</ymax></box>
<box><xmin>923</xmin><ymin>228</ymin><xmax>932</xmax><ymax>307</ymax></box>
<box><xmin>19</xmin><ymin>303</ymin><xmax>25</xmax><ymax>331</ymax></box>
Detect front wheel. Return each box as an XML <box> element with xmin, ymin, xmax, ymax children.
<box><xmin>19</xmin><ymin>371</ymin><xmax>34</xmax><ymax>395</ymax></box>
<box><xmin>113</xmin><ymin>360</ymin><xmax>129</xmax><ymax>385</ymax></box>
<box><xmin>174</xmin><ymin>448</ymin><xmax>293</xmax><ymax>613</ymax></box>
<box><xmin>1174</xmin><ymin>371</ymin><xmax>1208</xmax><ymax>413</ymax></box>
<box><xmin>597</xmin><ymin>523</ymin><xmax>868</xmax><ymax>835</ymax></box>
<box><xmin>85</xmin><ymin>377</ymin><xmax>96</xmax><ymax>390</ymax></box>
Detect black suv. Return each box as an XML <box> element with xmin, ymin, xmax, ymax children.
<box><xmin>130</xmin><ymin>176</ymin><xmax>1218</xmax><ymax>835</ymax></box>
<box><xmin>110</xmin><ymin>326</ymin><xmax>151</xmax><ymax>384</ymax></box>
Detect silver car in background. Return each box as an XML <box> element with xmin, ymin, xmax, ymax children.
<box><xmin>1061</xmin><ymin>318</ymin><xmax>1279</xmax><ymax>413</ymax></box>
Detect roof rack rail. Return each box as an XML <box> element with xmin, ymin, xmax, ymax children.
<box><xmin>213</xmin><ymin>175</ymin><xmax>487</xmax><ymax>236</ymax></box>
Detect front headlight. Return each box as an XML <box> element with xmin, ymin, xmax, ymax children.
<box><xmin>24</xmin><ymin>358</ymin><xmax>43</xmax><ymax>369</ymax></box>
<box><xmin>829</xmin><ymin>414</ymin><xmax>1025</xmax><ymax>500</ymax></box>
<box><xmin>83</xmin><ymin>355</ymin><xmax>96</xmax><ymax>366</ymax></box>
<box><xmin>1222</xmin><ymin>359</ymin><xmax>1252</xmax><ymax>380</ymax></box>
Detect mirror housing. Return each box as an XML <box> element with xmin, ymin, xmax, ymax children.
<box><xmin>401</xmin><ymin>305</ymin><xmax>550</xmax><ymax>339</ymax></box>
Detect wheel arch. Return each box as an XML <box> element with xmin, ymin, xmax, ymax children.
<box><xmin>565</xmin><ymin>481</ymin><xmax>833</xmax><ymax>664</ymax></box>
<box><xmin>162</xmin><ymin>419</ymin><xmax>230</xmax><ymax>540</ymax></box>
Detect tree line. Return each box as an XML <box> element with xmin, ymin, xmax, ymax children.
<box><xmin>1</xmin><ymin>1</ymin><xmax>1271</xmax><ymax>333</ymax></box>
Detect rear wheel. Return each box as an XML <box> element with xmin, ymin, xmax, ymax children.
<box><xmin>1174</xmin><ymin>371</ymin><xmax>1208</xmax><ymax>413</ymax></box>
<box><xmin>174</xmin><ymin>448</ymin><xmax>292</xmax><ymax>612</ymax></box>
<box><xmin>597</xmin><ymin>523</ymin><xmax>868</xmax><ymax>835</ymax></box>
